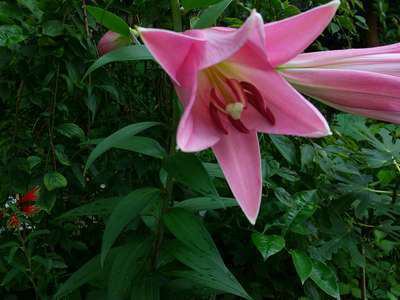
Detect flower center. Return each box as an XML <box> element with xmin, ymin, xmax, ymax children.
<box><xmin>204</xmin><ymin>66</ymin><xmax>275</xmax><ymax>135</ymax></box>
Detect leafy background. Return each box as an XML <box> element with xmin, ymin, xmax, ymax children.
<box><xmin>0</xmin><ymin>0</ymin><xmax>400</xmax><ymax>299</ymax></box>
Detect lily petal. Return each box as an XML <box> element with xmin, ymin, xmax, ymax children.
<box><xmin>176</xmin><ymin>76</ymin><xmax>223</xmax><ymax>152</ymax></box>
<box><xmin>282</xmin><ymin>68</ymin><xmax>400</xmax><ymax>123</ymax></box>
<box><xmin>191</xmin><ymin>10</ymin><xmax>268</xmax><ymax>70</ymax></box>
<box><xmin>284</xmin><ymin>42</ymin><xmax>400</xmax><ymax>68</ymax></box>
<box><xmin>265</xmin><ymin>0</ymin><xmax>340</xmax><ymax>67</ymax></box>
<box><xmin>138</xmin><ymin>27</ymin><xmax>204</xmax><ymax>86</ymax></box>
<box><xmin>231</xmin><ymin>65</ymin><xmax>331</xmax><ymax>137</ymax></box>
<box><xmin>212</xmin><ymin>131</ymin><xmax>262</xmax><ymax>224</ymax></box>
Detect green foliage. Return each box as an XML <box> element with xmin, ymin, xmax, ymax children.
<box><xmin>1</xmin><ymin>0</ymin><xmax>400</xmax><ymax>299</ymax></box>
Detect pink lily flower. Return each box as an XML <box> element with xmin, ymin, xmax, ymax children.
<box><xmin>138</xmin><ymin>1</ymin><xmax>340</xmax><ymax>224</ymax></box>
<box><xmin>97</xmin><ymin>31</ymin><xmax>131</xmax><ymax>55</ymax></box>
<box><xmin>280</xmin><ymin>43</ymin><xmax>400</xmax><ymax>123</ymax></box>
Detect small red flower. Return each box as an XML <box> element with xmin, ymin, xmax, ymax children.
<box><xmin>18</xmin><ymin>186</ymin><xmax>40</xmax><ymax>216</ymax></box>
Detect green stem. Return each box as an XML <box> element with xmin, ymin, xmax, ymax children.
<box><xmin>170</xmin><ymin>0</ymin><xmax>182</xmax><ymax>32</ymax></box>
<box><xmin>18</xmin><ymin>231</ymin><xmax>39</xmax><ymax>299</ymax></box>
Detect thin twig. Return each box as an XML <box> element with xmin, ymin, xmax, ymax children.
<box><xmin>12</xmin><ymin>81</ymin><xmax>24</xmax><ymax>145</ymax></box>
<box><xmin>48</xmin><ymin>65</ymin><xmax>60</xmax><ymax>171</ymax></box>
<box><xmin>81</xmin><ymin>0</ymin><xmax>91</xmax><ymax>39</ymax></box>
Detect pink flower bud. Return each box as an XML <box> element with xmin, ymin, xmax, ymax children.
<box><xmin>97</xmin><ymin>31</ymin><xmax>130</xmax><ymax>56</ymax></box>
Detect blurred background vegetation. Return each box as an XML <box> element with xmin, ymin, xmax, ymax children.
<box><xmin>0</xmin><ymin>0</ymin><xmax>400</xmax><ymax>299</ymax></box>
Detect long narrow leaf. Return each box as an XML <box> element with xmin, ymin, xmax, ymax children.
<box><xmin>84</xmin><ymin>122</ymin><xmax>159</xmax><ymax>173</ymax></box>
<box><xmin>84</xmin><ymin>45</ymin><xmax>153</xmax><ymax>78</ymax></box>
<box><xmin>192</xmin><ymin>0</ymin><xmax>233</xmax><ymax>29</ymax></box>
<box><xmin>101</xmin><ymin>188</ymin><xmax>160</xmax><ymax>265</ymax></box>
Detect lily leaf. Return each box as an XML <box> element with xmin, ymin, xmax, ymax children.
<box><xmin>192</xmin><ymin>0</ymin><xmax>233</xmax><ymax>29</ymax></box>
<box><xmin>84</xmin><ymin>45</ymin><xmax>153</xmax><ymax>78</ymax></box>
<box><xmin>84</xmin><ymin>122</ymin><xmax>160</xmax><ymax>173</ymax></box>
<box><xmin>87</xmin><ymin>6</ymin><xmax>130</xmax><ymax>36</ymax></box>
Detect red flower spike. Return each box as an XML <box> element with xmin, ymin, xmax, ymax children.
<box><xmin>19</xmin><ymin>186</ymin><xmax>40</xmax><ymax>216</ymax></box>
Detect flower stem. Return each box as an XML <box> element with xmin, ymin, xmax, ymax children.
<box><xmin>170</xmin><ymin>0</ymin><xmax>182</xmax><ymax>32</ymax></box>
<box><xmin>17</xmin><ymin>230</ymin><xmax>39</xmax><ymax>299</ymax></box>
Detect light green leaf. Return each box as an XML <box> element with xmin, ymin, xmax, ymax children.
<box><xmin>101</xmin><ymin>188</ymin><xmax>160</xmax><ymax>265</ymax></box>
<box><xmin>87</xmin><ymin>6</ymin><xmax>130</xmax><ymax>36</ymax></box>
<box><xmin>84</xmin><ymin>45</ymin><xmax>153</xmax><ymax>78</ymax></box>
<box><xmin>176</xmin><ymin>196</ymin><xmax>237</xmax><ymax>211</ymax></box>
<box><xmin>44</xmin><ymin>172</ymin><xmax>67</xmax><ymax>191</ymax></box>
<box><xmin>165</xmin><ymin>152</ymin><xmax>218</xmax><ymax>196</ymax></box>
<box><xmin>192</xmin><ymin>0</ymin><xmax>233</xmax><ymax>29</ymax></box>
<box><xmin>291</xmin><ymin>250</ymin><xmax>312</xmax><ymax>285</ymax></box>
<box><xmin>310</xmin><ymin>261</ymin><xmax>340</xmax><ymax>299</ymax></box>
<box><xmin>84</xmin><ymin>122</ymin><xmax>159</xmax><ymax>173</ymax></box>
<box><xmin>251</xmin><ymin>233</ymin><xmax>285</xmax><ymax>261</ymax></box>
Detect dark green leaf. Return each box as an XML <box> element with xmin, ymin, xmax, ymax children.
<box><xmin>101</xmin><ymin>188</ymin><xmax>160</xmax><ymax>265</ymax></box>
<box><xmin>291</xmin><ymin>250</ymin><xmax>312</xmax><ymax>285</ymax></box>
<box><xmin>192</xmin><ymin>0</ymin><xmax>233</xmax><ymax>29</ymax></box>
<box><xmin>56</xmin><ymin>123</ymin><xmax>85</xmax><ymax>140</ymax></box>
<box><xmin>176</xmin><ymin>196</ymin><xmax>237</xmax><ymax>211</ymax></box>
<box><xmin>84</xmin><ymin>122</ymin><xmax>159</xmax><ymax>173</ymax></box>
<box><xmin>284</xmin><ymin>190</ymin><xmax>318</xmax><ymax>232</ymax></box>
<box><xmin>270</xmin><ymin>135</ymin><xmax>297</xmax><ymax>164</ymax></box>
<box><xmin>164</xmin><ymin>208</ymin><xmax>220</xmax><ymax>256</ymax></box>
<box><xmin>131</xmin><ymin>275</ymin><xmax>160</xmax><ymax>300</ymax></box>
<box><xmin>108</xmin><ymin>238</ymin><xmax>152</xmax><ymax>299</ymax></box>
<box><xmin>85</xmin><ymin>136</ymin><xmax>166</xmax><ymax>159</ymax></box>
<box><xmin>55</xmin><ymin>245</ymin><xmax>125</xmax><ymax>297</ymax></box>
<box><xmin>0</xmin><ymin>25</ymin><xmax>26</xmax><ymax>47</ymax></box>
<box><xmin>251</xmin><ymin>233</ymin><xmax>285</xmax><ymax>261</ymax></box>
<box><xmin>182</xmin><ymin>0</ymin><xmax>223</xmax><ymax>9</ymax></box>
<box><xmin>310</xmin><ymin>261</ymin><xmax>340</xmax><ymax>299</ymax></box>
<box><xmin>42</xmin><ymin>20</ymin><xmax>64</xmax><ymax>37</ymax></box>
<box><xmin>164</xmin><ymin>209</ymin><xmax>251</xmax><ymax>299</ymax></box>
<box><xmin>57</xmin><ymin>197</ymin><xmax>122</xmax><ymax>220</ymax></box>
<box><xmin>84</xmin><ymin>45</ymin><xmax>153</xmax><ymax>78</ymax></box>
<box><xmin>165</xmin><ymin>152</ymin><xmax>218</xmax><ymax>196</ymax></box>
<box><xmin>43</xmin><ymin>172</ymin><xmax>67</xmax><ymax>191</ymax></box>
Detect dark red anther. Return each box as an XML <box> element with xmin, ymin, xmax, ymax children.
<box><xmin>240</xmin><ymin>81</ymin><xmax>276</xmax><ymax>125</ymax></box>
<box><xmin>225</xmin><ymin>79</ymin><xmax>247</xmax><ymax>106</ymax></box>
<box><xmin>228</xmin><ymin>116</ymin><xmax>249</xmax><ymax>134</ymax></box>
<box><xmin>209</xmin><ymin>102</ymin><xmax>228</xmax><ymax>135</ymax></box>
<box><xmin>210</xmin><ymin>88</ymin><xmax>226</xmax><ymax>110</ymax></box>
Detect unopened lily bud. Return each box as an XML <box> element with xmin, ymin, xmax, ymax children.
<box><xmin>97</xmin><ymin>31</ymin><xmax>131</xmax><ymax>56</ymax></box>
